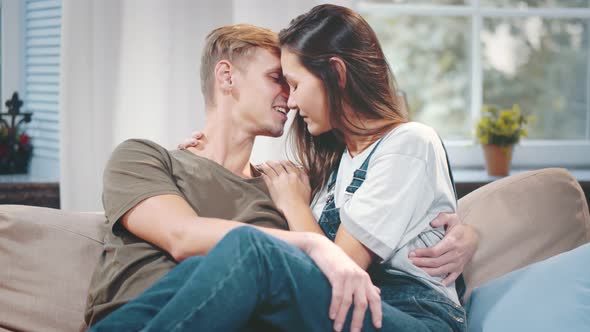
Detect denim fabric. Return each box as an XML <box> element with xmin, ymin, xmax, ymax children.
<box><xmin>317</xmin><ymin>195</ymin><xmax>340</xmax><ymax>241</ymax></box>
<box><xmin>91</xmin><ymin>227</ymin><xmax>465</xmax><ymax>331</ymax></box>
<box><xmin>317</xmin><ymin>143</ymin><xmax>376</xmax><ymax>242</ymax></box>
<box><xmin>371</xmin><ymin>267</ymin><xmax>466</xmax><ymax>331</ymax></box>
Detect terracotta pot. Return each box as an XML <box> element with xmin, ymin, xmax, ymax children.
<box><xmin>482</xmin><ymin>144</ymin><xmax>513</xmax><ymax>176</ymax></box>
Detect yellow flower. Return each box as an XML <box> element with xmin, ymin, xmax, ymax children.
<box><xmin>475</xmin><ymin>103</ymin><xmax>534</xmax><ymax>146</ymax></box>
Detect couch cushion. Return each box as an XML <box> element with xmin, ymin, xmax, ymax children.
<box><xmin>466</xmin><ymin>243</ymin><xmax>590</xmax><ymax>332</ymax></box>
<box><xmin>0</xmin><ymin>205</ymin><xmax>107</xmax><ymax>332</ymax></box>
<box><xmin>459</xmin><ymin>168</ymin><xmax>590</xmax><ymax>299</ymax></box>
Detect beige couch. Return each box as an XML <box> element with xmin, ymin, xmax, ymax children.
<box><xmin>1</xmin><ymin>168</ymin><xmax>589</xmax><ymax>332</ymax></box>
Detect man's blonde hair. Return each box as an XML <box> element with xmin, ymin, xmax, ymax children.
<box><xmin>200</xmin><ymin>24</ymin><xmax>280</xmax><ymax>106</ymax></box>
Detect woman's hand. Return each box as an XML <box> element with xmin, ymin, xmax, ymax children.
<box><xmin>409</xmin><ymin>212</ymin><xmax>479</xmax><ymax>286</ymax></box>
<box><xmin>304</xmin><ymin>233</ymin><xmax>383</xmax><ymax>332</ymax></box>
<box><xmin>257</xmin><ymin>160</ymin><xmax>312</xmax><ymax>215</ymax></box>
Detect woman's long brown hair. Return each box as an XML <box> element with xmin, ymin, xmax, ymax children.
<box><xmin>279</xmin><ymin>4</ymin><xmax>408</xmax><ymax>198</ymax></box>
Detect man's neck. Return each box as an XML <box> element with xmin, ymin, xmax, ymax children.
<box><xmin>187</xmin><ymin>107</ymin><xmax>256</xmax><ymax>179</ymax></box>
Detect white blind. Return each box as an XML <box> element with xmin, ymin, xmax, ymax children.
<box><xmin>23</xmin><ymin>0</ymin><xmax>61</xmax><ymax>160</ymax></box>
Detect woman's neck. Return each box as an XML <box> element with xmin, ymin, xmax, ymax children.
<box><xmin>343</xmin><ymin>118</ymin><xmax>399</xmax><ymax>158</ymax></box>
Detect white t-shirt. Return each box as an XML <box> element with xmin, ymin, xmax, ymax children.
<box><xmin>311</xmin><ymin>122</ymin><xmax>459</xmax><ymax>304</ymax></box>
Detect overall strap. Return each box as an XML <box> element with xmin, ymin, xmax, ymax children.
<box><xmin>345</xmin><ymin>136</ymin><xmax>387</xmax><ymax>194</ymax></box>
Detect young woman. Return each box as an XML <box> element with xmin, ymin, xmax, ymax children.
<box><xmin>259</xmin><ymin>4</ymin><xmax>467</xmax><ymax>330</ymax></box>
<box><xmin>91</xmin><ymin>5</ymin><xmax>474</xmax><ymax>332</ymax></box>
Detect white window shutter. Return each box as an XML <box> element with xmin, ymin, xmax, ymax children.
<box><xmin>23</xmin><ymin>0</ymin><xmax>61</xmax><ymax>160</ymax></box>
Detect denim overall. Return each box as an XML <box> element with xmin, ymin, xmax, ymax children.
<box><xmin>318</xmin><ymin>137</ymin><xmax>467</xmax><ymax>331</ymax></box>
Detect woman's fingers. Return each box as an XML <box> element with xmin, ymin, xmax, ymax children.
<box><xmin>266</xmin><ymin>160</ymin><xmax>288</xmax><ymax>176</ymax></box>
<box><xmin>282</xmin><ymin>161</ymin><xmax>308</xmax><ymax>180</ymax></box>
<box><xmin>257</xmin><ymin>163</ymin><xmax>277</xmax><ymax>177</ymax></box>
<box><xmin>259</xmin><ymin>172</ymin><xmax>272</xmax><ymax>186</ymax></box>
<box><xmin>264</xmin><ymin>161</ymin><xmax>283</xmax><ymax>177</ymax></box>
<box><xmin>280</xmin><ymin>160</ymin><xmax>299</xmax><ymax>174</ymax></box>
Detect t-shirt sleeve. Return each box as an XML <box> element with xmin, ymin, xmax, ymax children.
<box><xmin>339</xmin><ymin>152</ymin><xmax>428</xmax><ymax>261</ymax></box>
<box><xmin>102</xmin><ymin>139</ymin><xmax>184</xmax><ymax>228</ymax></box>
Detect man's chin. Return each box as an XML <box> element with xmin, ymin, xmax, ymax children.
<box><xmin>256</xmin><ymin>127</ymin><xmax>284</xmax><ymax>138</ymax></box>
<box><xmin>270</xmin><ymin>128</ymin><xmax>284</xmax><ymax>138</ymax></box>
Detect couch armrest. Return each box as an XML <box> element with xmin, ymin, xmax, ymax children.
<box><xmin>0</xmin><ymin>205</ymin><xmax>107</xmax><ymax>332</ymax></box>
<box><xmin>458</xmin><ymin>168</ymin><xmax>590</xmax><ymax>299</ymax></box>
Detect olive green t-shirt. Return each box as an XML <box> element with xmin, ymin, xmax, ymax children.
<box><xmin>84</xmin><ymin>139</ymin><xmax>288</xmax><ymax>325</ymax></box>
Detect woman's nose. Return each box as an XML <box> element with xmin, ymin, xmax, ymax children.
<box><xmin>287</xmin><ymin>94</ymin><xmax>297</xmax><ymax>110</ymax></box>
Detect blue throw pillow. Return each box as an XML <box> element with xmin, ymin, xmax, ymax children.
<box><xmin>466</xmin><ymin>243</ymin><xmax>590</xmax><ymax>332</ymax></box>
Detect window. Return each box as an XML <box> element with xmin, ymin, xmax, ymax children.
<box><xmin>1</xmin><ymin>0</ymin><xmax>23</xmax><ymax>111</ymax></box>
<box><xmin>1</xmin><ymin>0</ymin><xmax>61</xmax><ymax>179</ymax></box>
<box><xmin>22</xmin><ymin>0</ymin><xmax>61</xmax><ymax>176</ymax></box>
<box><xmin>0</xmin><ymin>5</ymin><xmax>2</xmax><ymax>98</ymax></box>
<box><xmin>357</xmin><ymin>0</ymin><xmax>590</xmax><ymax>167</ymax></box>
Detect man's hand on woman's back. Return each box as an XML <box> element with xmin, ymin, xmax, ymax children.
<box><xmin>409</xmin><ymin>212</ymin><xmax>479</xmax><ymax>286</ymax></box>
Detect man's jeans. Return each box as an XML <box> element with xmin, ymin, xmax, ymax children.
<box><xmin>90</xmin><ymin>226</ymin><xmax>465</xmax><ymax>331</ymax></box>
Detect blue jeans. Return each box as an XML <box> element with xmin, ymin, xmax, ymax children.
<box><xmin>90</xmin><ymin>227</ymin><xmax>465</xmax><ymax>331</ymax></box>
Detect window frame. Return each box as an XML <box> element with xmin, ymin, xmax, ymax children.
<box><xmin>356</xmin><ymin>0</ymin><xmax>590</xmax><ymax>168</ymax></box>
<box><xmin>1</xmin><ymin>0</ymin><xmax>24</xmax><ymax>105</ymax></box>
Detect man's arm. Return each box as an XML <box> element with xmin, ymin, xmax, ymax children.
<box><xmin>121</xmin><ymin>194</ymin><xmax>245</xmax><ymax>261</ymax></box>
<box><xmin>178</xmin><ymin>132</ymin><xmax>479</xmax><ymax>284</ymax></box>
<box><xmin>122</xmin><ymin>193</ymin><xmax>323</xmax><ymax>261</ymax></box>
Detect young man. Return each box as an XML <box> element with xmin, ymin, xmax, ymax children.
<box><xmin>85</xmin><ymin>24</ymin><xmax>477</xmax><ymax>331</ymax></box>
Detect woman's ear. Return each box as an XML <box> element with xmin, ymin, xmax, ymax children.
<box><xmin>329</xmin><ymin>57</ymin><xmax>347</xmax><ymax>89</ymax></box>
<box><xmin>214</xmin><ymin>60</ymin><xmax>233</xmax><ymax>94</ymax></box>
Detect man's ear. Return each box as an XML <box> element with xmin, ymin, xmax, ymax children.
<box><xmin>329</xmin><ymin>57</ymin><xmax>347</xmax><ymax>89</ymax></box>
<box><xmin>214</xmin><ymin>60</ymin><xmax>233</xmax><ymax>94</ymax></box>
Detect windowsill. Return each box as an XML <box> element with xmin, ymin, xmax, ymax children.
<box><xmin>0</xmin><ymin>175</ymin><xmax>60</xmax><ymax>208</ymax></box>
<box><xmin>0</xmin><ymin>157</ymin><xmax>60</xmax><ymax>184</ymax></box>
<box><xmin>453</xmin><ymin>167</ymin><xmax>590</xmax><ymax>184</ymax></box>
<box><xmin>0</xmin><ymin>173</ymin><xmax>59</xmax><ymax>183</ymax></box>
<box><xmin>2</xmin><ymin>167</ymin><xmax>587</xmax><ymax>184</ymax></box>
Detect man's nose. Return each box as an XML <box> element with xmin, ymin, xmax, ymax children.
<box><xmin>281</xmin><ymin>81</ymin><xmax>290</xmax><ymax>99</ymax></box>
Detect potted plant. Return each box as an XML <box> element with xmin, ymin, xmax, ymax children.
<box><xmin>0</xmin><ymin>92</ymin><xmax>34</xmax><ymax>174</ymax></box>
<box><xmin>475</xmin><ymin>104</ymin><xmax>533</xmax><ymax>176</ymax></box>
<box><xmin>0</xmin><ymin>126</ymin><xmax>33</xmax><ymax>174</ymax></box>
